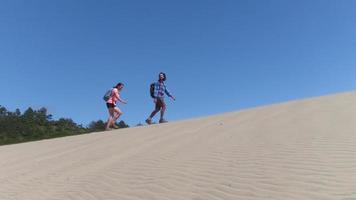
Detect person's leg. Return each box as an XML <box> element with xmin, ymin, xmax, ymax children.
<box><xmin>112</xmin><ymin>107</ymin><xmax>123</xmax><ymax>128</ymax></box>
<box><xmin>149</xmin><ymin>108</ymin><xmax>160</xmax><ymax>119</ymax></box>
<box><xmin>106</xmin><ymin>108</ymin><xmax>115</xmax><ymax>130</ymax></box>
<box><xmin>146</xmin><ymin>100</ymin><xmax>161</xmax><ymax>124</ymax></box>
<box><xmin>159</xmin><ymin>99</ymin><xmax>167</xmax><ymax>123</ymax></box>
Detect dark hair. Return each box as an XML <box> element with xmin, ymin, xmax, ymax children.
<box><xmin>158</xmin><ymin>72</ymin><xmax>166</xmax><ymax>81</ymax></box>
<box><xmin>114</xmin><ymin>82</ymin><xmax>124</xmax><ymax>88</ymax></box>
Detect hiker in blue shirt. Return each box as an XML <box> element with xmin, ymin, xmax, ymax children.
<box><xmin>146</xmin><ymin>72</ymin><xmax>176</xmax><ymax>124</ymax></box>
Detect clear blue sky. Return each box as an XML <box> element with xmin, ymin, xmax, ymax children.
<box><xmin>1</xmin><ymin>0</ymin><xmax>356</xmax><ymax>126</ymax></box>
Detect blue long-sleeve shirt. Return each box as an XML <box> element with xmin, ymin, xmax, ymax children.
<box><xmin>153</xmin><ymin>82</ymin><xmax>172</xmax><ymax>98</ymax></box>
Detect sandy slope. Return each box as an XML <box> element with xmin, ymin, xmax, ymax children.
<box><xmin>1</xmin><ymin>92</ymin><xmax>356</xmax><ymax>200</ymax></box>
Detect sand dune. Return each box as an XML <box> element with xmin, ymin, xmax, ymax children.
<box><xmin>1</xmin><ymin>92</ymin><xmax>356</xmax><ymax>200</ymax></box>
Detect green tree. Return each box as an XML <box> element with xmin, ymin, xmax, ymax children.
<box><xmin>0</xmin><ymin>106</ymin><xmax>129</xmax><ymax>145</ymax></box>
<box><xmin>116</xmin><ymin>120</ymin><xmax>129</xmax><ymax>128</ymax></box>
<box><xmin>88</xmin><ymin>120</ymin><xmax>106</xmax><ymax>132</ymax></box>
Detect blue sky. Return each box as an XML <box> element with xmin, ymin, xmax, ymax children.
<box><xmin>1</xmin><ymin>0</ymin><xmax>356</xmax><ymax>126</ymax></box>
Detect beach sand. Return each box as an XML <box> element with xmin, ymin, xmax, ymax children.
<box><xmin>1</xmin><ymin>91</ymin><xmax>356</xmax><ymax>200</ymax></box>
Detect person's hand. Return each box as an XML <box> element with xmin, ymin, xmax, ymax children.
<box><xmin>122</xmin><ymin>100</ymin><xmax>128</xmax><ymax>104</ymax></box>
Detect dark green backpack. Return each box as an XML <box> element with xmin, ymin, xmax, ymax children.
<box><xmin>150</xmin><ymin>83</ymin><xmax>155</xmax><ymax>98</ymax></box>
<box><xmin>103</xmin><ymin>88</ymin><xmax>113</xmax><ymax>101</ymax></box>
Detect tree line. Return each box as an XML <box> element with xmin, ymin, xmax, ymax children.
<box><xmin>0</xmin><ymin>105</ymin><xmax>129</xmax><ymax>145</ymax></box>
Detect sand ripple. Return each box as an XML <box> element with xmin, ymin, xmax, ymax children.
<box><xmin>1</xmin><ymin>92</ymin><xmax>356</xmax><ymax>200</ymax></box>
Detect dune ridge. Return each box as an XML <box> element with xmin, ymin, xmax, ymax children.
<box><xmin>1</xmin><ymin>92</ymin><xmax>356</xmax><ymax>200</ymax></box>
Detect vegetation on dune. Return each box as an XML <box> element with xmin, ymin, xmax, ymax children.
<box><xmin>0</xmin><ymin>105</ymin><xmax>129</xmax><ymax>145</ymax></box>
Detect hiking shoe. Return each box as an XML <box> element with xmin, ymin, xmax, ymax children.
<box><xmin>159</xmin><ymin>119</ymin><xmax>168</xmax><ymax>123</ymax></box>
<box><xmin>105</xmin><ymin>128</ymin><xmax>113</xmax><ymax>131</ymax></box>
<box><xmin>145</xmin><ymin>118</ymin><xmax>152</xmax><ymax>125</ymax></box>
<box><xmin>113</xmin><ymin>125</ymin><xmax>120</xmax><ymax>129</ymax></box>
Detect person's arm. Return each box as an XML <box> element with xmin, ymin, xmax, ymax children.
<box><xmin>165</xmin><ymin>86</ymin><xmax>176</xmax><ymax>101</ymax></box>
<box><xmin>117</xmin><ymin>94</ymin><xmax>128</xmax><ymax>104</ymax></box>
<box><xmin>114</xmin><ymin>89</ymin><xmax>128</xmax><ymax>104</ymax></box>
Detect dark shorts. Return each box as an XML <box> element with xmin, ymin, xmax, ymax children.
<box><xmin>106</xmin><ymin>103</ymin><xmax>115</xmax><ymax>108</ymax></box>
<box><xmin>155</xmin><ymin>98</ymin><xmax>166</xmax><ymax>110</ymax></box>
